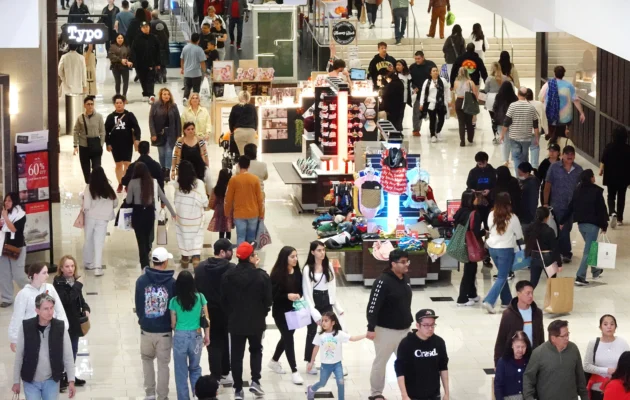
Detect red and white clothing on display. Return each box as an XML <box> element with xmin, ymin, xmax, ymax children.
<box><xmin>381</xmin><ymin>149</ymin><xmax>408</xmax><ymax>195</ymax></box>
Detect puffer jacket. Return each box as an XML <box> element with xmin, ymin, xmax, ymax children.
<box><xmin>108</xmin><ymin>43</ymin><xmax>130</xmax><ymax>71</ymax></box>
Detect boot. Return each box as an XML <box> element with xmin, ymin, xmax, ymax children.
<box><xmin>181</xmin><ymin>256</ymin><xmax>190</xmax><ymax>269</ymax></box>
<box><xmin>163</xmin><ymin>168</ymin><xmax>171</xmax><ymax>182</ymax></box>
<box><xmin>192</xmin><ymin>255</ymin><xmax>201</xmax><ymax>268</ymax></box>
<box><xmin>60</xmin><ymin>372</ymin><xmax>69</xmax><ymax>392</ymax></box>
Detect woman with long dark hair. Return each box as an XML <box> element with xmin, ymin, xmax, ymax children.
<box><xmin>108</xmin><ymin>34</ymin><xmax>131</xmax><ymax>97</ymax></box>
<box><xmin>268</xmin><ymin>246</ymin><xmax>304</xmax><ymax>385</ymax></box>
<box><xmin>482</xmin><ymin>192</ymin><xmax>523</xmax><ymax>314</ymax></box>
<box><xmin>396</xmin><ymin>60</ymin><xmax>412</xmax><ymax>108</ymax></box>
<box><xmin>419</xmin><ymin>66</ymin><xmax>450</xmax><ymax>142</ymax></box>
<box><xmin>494</xmin><ymin>81</ymin><xmax>518</xmax><ymax>159</ymax></box>
<box><xmin>600</xmin><ymin>126</ymin><xmax>630</xmax><ymax>228</ymax></box>
<box><xmin>174</xmin><ymin>160</ymin><xmax>209</xmax><ymax>269</ymax></box>
<box><xmin>382</xmin><ymin>71</ymin><xmax>406</xmax><ymax>132</ymax></box>
<box><xmin>442</xmin><ymin>24</ymin><xmax>466</xmax><ymax>80</ymax></box>
<box><xmin>126</xmin><ymin>162</ymin><xmax>176</xmax><ymax>269</ymax></box>
<box><xmin>302</xmin><ymin>241</ymin><xmax>344</xmax><ymax>373</ymax></box>
<box><xmin>493</xmin><ymin>165</ymin><xmax>522</xmax><ymax>218</ymax></box>
<box><xmin>453</xmin><ymin>190</ymin><xmax>484</xmax><ymax>306</ymax></box>
<box><xmin>494</xmin><ymin>331</ymin><xmax>531</xmax><ymax>399</ymax></box>
<box><xmin>604</xmin><ymin>351</ymin><xmax>630</xmax><ymax>399</ymax></box>
<box><xmin>82</xmin><ymin>166</ymin><xmax>118</xmax><ymax>276</ymax></box>
<box><xmin>169</xmin><ymin>270</ymin><xmax>210</xmax><ymax>400</ymax></box>
<box><xmin>524</xmin><ymin>207</ymin><xmax>562</xmax><ymax>288</ymax></box>
<box><xmin>68</xmin><ymin>0</ymin><xmax>90</xmax><ymax>23</ymax></box>
<box><xmin>208</xmin><ymin>168</ymin><xmax>233</xmax><ymax>239</ymax></box>
<box><xmin>499</xmin><ymin>50</ymin><xmax>520</xmax><ymax>88</ymax></box>
<box><xmin>171</xmin><ymin>121</ymin><xmax>209</xmax><ymax>182</ymax></box>
<box><xmin>454</xmin><ymin>67</ymin><xmax>478</xmax><ymax>146</ymax></box>
<box><xmin>469</xmin><ymin>23</ymin><xmax>489</xmax><ymax>61</ymax></box>
<box><xmin>560</xmin><ymin>169</ymin><xmax>608</xmax><ymax>285</ymax></box>
<box><xmin>125</xmin><ymin>8</ymin><xmax>146</xmax><ymax>48</ymax></box>
<box><xmin>0</xmin><ymin>192</ymin><xmax>28</xmax><ymax>307</ymax></box>
<box><xmin>149</xmin><ymin>87</ymin><xmax>182</xmax><ymax>181</ymax></box>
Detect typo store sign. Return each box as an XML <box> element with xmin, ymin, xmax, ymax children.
<box><xmin>62</xmin><ymin>24</ymin><xmax>109</xmax><ymax>44</ymax></box>
<box><xmin>332</xmin><ymin>21</ymin><xmax>356</xmax><ymax>45</ymax></box>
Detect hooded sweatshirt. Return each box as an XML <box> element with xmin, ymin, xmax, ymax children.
<box><xmin>368</xmin><ymin>53</ymin><xmax>396</xmax><ymax>87</ymax></box>
<box><xmin>194</xmin><ymin>257</ymin><xmax>235</xmax><ymax>310</ymax></box>
<box><xmin>523</xmin><ymin>341</ymin><xmax>588</xmax><ymax>400</ymax></box>
<box><xmin>8</xmin><ymin>284</ymin><xmax>69</xmax><ymax>344</ymax></box>
<box><xmin>450</xmin><ymin>49</ymin><xmax>488</xmax><ymax>86</ymax></box>
<box><xmin>394</xmin><ymin>331</ymin><xmax>448</xmax><ymax>399</ymax></box>
<box><xmin>366</xmin><ymin>270</ymin><xmax>413</xmax><ymax>332</ymax></box>
<box><xmin>221</xmin><ymin>261</ymin><xmax>272</xmax><ymax>335</ymax></box>
<box><xmin>466</xmin><ymin>164</ymin><xmax>497</xmax><ymax>192</ymax></box>
<box><xmin>493</xmin><ymin>297</ymin><xmax>544</xmax><ymax>365</ymax></box>
<box><xmin>134</xmin><ymin>267</ymin><xmax>176</xmax><ymax>333</ymax></box>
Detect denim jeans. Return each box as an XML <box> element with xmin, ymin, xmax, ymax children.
<box><xmin>577</xmin><ymin>223</ymin><xmax>602</xmax><ymax>279</ymax></box>
<box><xmin>311</xmin><ymin>361</ymin><xmax>345</xmax><ymax>400</ymax></box>
<box><xmin>555</xmin><ymin>209</ymin><xmax>573</xmax><ymax>259</ymax></box>
<box><xmin>392</xmin><ymin>8</ymin><xmax>408</xmax><ymax>40</ymax></box>
<box><xmin>484</xmin><ymin>247</ymin><xmax>515</xmax><ymax>307</ymax></box>
<box><xmin>157</xmin><ymin>142</ymin><xmax>174</xmax><ymax>169</ymax></box>
<box><xmin>234</xmin><ymin>217</ymin><xmax>258</xmax><ymax>244</ymax></box>
<box><xmin>173</xmin><ymin>330</ymin><xmax>203</xmax><ymax>400</ymax></box>
<box><xmin>530</xmin><ymin>141</ymin><xmax>540</xmax><ymax>168</ymax></box>
<box><xmin>23</xmin><ymin>379</ymin><xmax>59</xmax><ymax>400</ymax></box>
<box><xmin>502</xmin><ymin>136</ymin><xmax>511</xmax><ymax>163</ymax></box>
<box><xmin>510</xmin><ymin>140</ymin><xmax>531</xmax><ymax>175</ymax></box>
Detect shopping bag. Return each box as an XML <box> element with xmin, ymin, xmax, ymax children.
<box><xmin>116</xmin><ymin>208</ymin><xmax>133</xmax><ymax>231</ymax></box>
<box><xmin>587</xmin><ymin>234</ymin><xmax>616</xmax><ymax>269</ymax></box>
<box><xmin>446</xmin><ymin>11</ymin><xmax>455</xmax><ymax>26</ymax></box>
<box><xmin>199</xmin><ymin>77</ymin><xmax>211</xmax><ymax>101</ymax></box>
<box><xmin>285</xmin><ymin>308</ymin><xmax>311</xmax><ymax>330</ymax></box>
<box><xmin>462</xmin><ymin>89</ymin><xmax>480</xmax><ymax>115</ymax></box>
<box><xmin>465</xmin><ymin>211</ymin><xmax>486</xmax><ymax>262</ymax></box>
<box><xmin>255</xmin><ymin>219</ymin><xmax>271</xmax><ymax>250</ymax></box>
<box><xmin>512</xmin><ymin>238</ymin><xmax>531</xmax><ymax>271</ymax></box>
<box><xmin>536</xmin><ymin>240</ymin><xmax>559</xmax><ymax>277</ymax></box>
<box><xmin>73</xmin><ymin>209</ymin><xmax>85</xmax><ymax>229</ymax></box>
<box><xmin>293</xmin><ymin>298</ymin><xmax>309</xmax><ymax>310</ymax></box>
<box><xmin>543</xmin><ymin>277</ymin><xmax>574</xmax><ymax>314</ymax></box>
<box><xmin>359</xmin><ymin>4</ymin><xmax>367</xmax><ymax>24</ymax></box>
<box><xmin>446</xmin><ymin>220</ymin><xmax>469</xmax><ymax>263</ymax></box>
<box><xmin>156</xmin><ymin>209</ymin><xmax>168</xmax><ymax>245</ymax></box>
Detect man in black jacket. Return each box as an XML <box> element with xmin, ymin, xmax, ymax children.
<box><xmin>129</xmin><ymin>21</ymin><xmax>161</xmax><ymax>103</ymax></box>
<box><xmin>409</xmin><ymin>51</ymin><xmax>437</xmax><ymax>136</ymax></box>
<box><xmin>195</xmin><ymin>239</ymin><xmax>236</xmax><ymax>383</ymax></box>
<box><xmin>221</xmin><ymin>242</ymin><xmax>272</xmax><ymax>400</ymax></box>
<box><xmin>368</xmin><ymin>42</ymin><xmax>396</xmax><ymax>88</ymax></box>
<box><xmin>366</xmin><ymin>249</ymin><xmax>413</xmax><ymax>400</ymax></box>
<box><xmin>122</xmin><ymin>141</ymin><xmax>165</xmax><ymax>189</ymax></box>
<box><xmin>450</xmin><ymin>43</ymin><xmax>488</xmax><ymax>87</ymax></box>
<box><xmin>150</xmin><ymin>10</ymin><xmax>170</xmax><ymax>83</ymax></box>
<box><xmin>517</xmin><ymin>162</ymin><xmax>541</xmax><ymax>226</ymax></box>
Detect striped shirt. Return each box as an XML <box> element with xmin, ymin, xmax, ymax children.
<box><xmin>505</xmin><ymin>100</ymin><xmax>539</xmax><ymax>141</ymax></box>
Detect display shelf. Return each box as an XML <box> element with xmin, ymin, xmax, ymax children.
<box><xmin>291</xmin><ymin>161</ymin><xmax>318</xmax><ymax>179</ymax></box>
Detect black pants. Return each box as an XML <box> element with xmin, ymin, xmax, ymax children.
<box><xmin>219</xmin><ymin>231</ymin><xmax>232</xmax><ymax>239</ymax></box>
<box><xmin>132</xmin><ymin>205</ymin><xmax>155</xmax><ymax>269</ymax></box>
<box><xmin>427</xmin><ymin>108</ymin><xmax>445</xmax><ymax>137</ymax></box>
<box><xmin>455</xmin><ymin>98</ymin><xmax>474</xmax><ymax>143</ymax></box>
<box><xmin>529</xmin><ymin>254</ymin><xmax>546</xmax><ymax>289</ymax></box>
<box><xmin>136</xmin><ymin>67</ymin><xmax>156</xmax><ymax>97</ymax></box>
<box><xmin>305</xmin><ymin>298</ymin><xmax>333</xmax><ymax>362</ymax></box>
<box><xmin>457</xmin><ymin>262</ymin><xmax>478</xmax><ymax>303</ymax></box>
<box><xmin>488</xmin><ymin>110</ymin><xmax>498</xmax><ymax>136</ymax></box>
<box><xmin>607</xmin><ymin>184</ymin><xmax>628</xmax><ymax>222</ymax></box>
<box><xmin>112</xmin><ymin>68</ymin><xmax>129</xmax><ymax>97</ymax></box>
<box><xmin>272</xmin><ymin>313</ymin><xmax>297</xmax><ymax>373</ymax></box>
<box><xmin>548</xmin><ymin>124</ymin><xmax>567</xmax><ymax>141</ymax></box>
<box><xmin>184</xmin><ymin>76</ymin><xmax>203</xmax><ymax>99</ymax></box>
<box><xmin>207</xmin><ymin>308</ymin><xmax>231</xmax><ymax>379</ymax></box>
<box><xmin>346</xmin><ymin>0</ymin><xmax>362</xmax><ymax>16</ymax></box>
<box><xmin>78</xmin><ymin>145</ymin><xmax>102</xmax><ymax>184</ymax></box>
<box><xmin>366</xmin><ymin>3</ymin><xmax>377</xmax><ymax>24</ymax></box>
<box><xmin>229</xmin><ymin>17</ymin><xmax>244</xmax><ymax>46</ymax></box>
<box><xmin>231</xmin><ymin>333</ymin><xmax>263</xmax><ymax>392</ymax></box>
<box><xmin>387</xmin><ymin>111</ymin><xmax>404</xmax><ymax>132</ymax></box>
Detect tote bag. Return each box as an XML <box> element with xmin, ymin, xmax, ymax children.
<box><xmin>116</xmin><ymin>208</ymin><xmax>133</xmax><ymax>231</ymax></box>
<box><xmin>156</xmin><ymin>209</ymin><xmax>168</xmax><ymax>246</ymax></box>
<box><xmin>465</xmin><ymin>212</ymin><xmax>485</xmax><ymax>262</ymax></box>
<box><xmin>255</xmin><ymin>219</ymin><xmax>272</xmax><ymax>250</ymax></box>
<box><xmin>446</xmin><ymin>219</ymin><xmax>469</xmax><ymax>263</ymax></box>
<box><xmin>543</xmin><ymin>276</ymin><xmax>574</xmax><ymax>314</ymax></box>
<box><xmin>587</xmin><ymin>234</ymin><xmax>617</xmax><ymax>269</ymax></box>
<box><xmin>512</xmin><ymin>238</ymin><xmax>531</xmax><ymax>271</ymax></box>
<box><xmin>462</xmin><ymin>84</ymin><xmax>480</xmax><ymax>115</ymax></box>
<box><xmin>285</xmin><ymin>308</ymin><xmax>311</xmax><ymax>330</ymax></box>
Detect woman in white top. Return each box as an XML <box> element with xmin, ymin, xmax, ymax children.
<box><xmin>584</xmin><ymin>314</ymin><xmax>630</xmax><ymax>399</ymax></box>
<box><xmin>396</xmin><ymin>60</ymin><xmax>412</xmax><ymax>108</ymax></box>
<box><xmin>453</xmin><ymin>67</ymin><xmax>479</xmax><ymax>146</ymax></box>
<box><xmin>82</xmin><ymin>166</ymin><xmax>118</xmax><ymax>277</ymax></box>
<box><xmin>302</xmin><ymin>241</ymin><xmax>344</xmax><ymax>373</ymax></box>
<box><xmin>181</xmin><ymin>93</ymin><xmax>212</xmax><ymax>142</ymax></box>
<box><xmin>419</xmin><ymin>66</ymin><xmax>450</xmax><ymax>143</ymax></box>
<box><xmin>525</xmin><ymin>88</ymin><xmax>548</xmax><ymax>168</ymax></box>
<box><xmin>482</xmin><ymin>192</ymin><xmax>523</xmax><ymax>314</ymax></box>
<box><xmin>0</xmin><ymin>193</ymin><xmax>29</xmax><ymax>308</ymax></box>
<box><xmin>469</xmin><ymin>23</ymin><xmax>490</xmax><ymax>61</ymax></box>
<box><xmin>484</xmin><ymin>62</ymin><xmax>508</xmax><ymax>142</ymax></box>
<box><xmin>201</xmin><ymin>6</ymin><xmax>225</xmax><ymax>31</ymax></box>
<box><xmin>8</xmin><ymin>263</ymin><xmax>69</xmax><ymax>351</ymax></box>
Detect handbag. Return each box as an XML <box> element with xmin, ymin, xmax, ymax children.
<box><xmin>462</xmin><ymin>84</ymin><xmax>480</xmax><ymax>115</ymax></box>
<box><xmin>543</xmin><ymin>276</ymin><xmax>575</xmax><ymax>314</ymax></box>
<box><xmin>73</xmin><ymin>209</ymin><xmax>85</xmax><ymax>229</ymax></box>
<box><xmin>78</xmin><ymin>295</ymin><xmax>90</xmax><ymax>336</ymax></box>
<box><xmin>465</xmin><ymin>212</ymin><xmax>486</xmax><ymax>262</ymax></box>
<box><xmin>255</xmin><ymin>219</ymin><xmax>271</xmax><ymax>250</ymax></box>
<box><xmin>2</xmin><ymin>244</ymin><xmax>21</xmax><ymax>260</ymax></box>
<box><xmin>512</xmin><ymin>237</ymin><xmax>531</xmax><ymax>271</ymax></box>
<box><xmin>83</xmin><ymin>115</ymin><xmax>103</xmax><ymax>154</ymax></box>
<box><xmin>446</xmin><ymin>218</ymin><xmax>469</xmax><ymax>263</ymax></box>
<box><xmin>536</xmin><ymin>240</ymin><xmax>559</xmax><ymax>277</ymax></box>
<box><xmin>156</xmin><ymin>209</ymin><xmax>168</xmax><ymax>245</ymax></box>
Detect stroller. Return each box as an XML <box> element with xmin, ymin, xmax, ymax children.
<box><xmin>219</xmin><ymin>132</ymin><xmax>239</xmax><ymax>170</ymax></box>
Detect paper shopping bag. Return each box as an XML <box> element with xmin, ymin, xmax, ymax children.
<box><xmin>543</xmin><ymin>277</ymin><xmax>574</xmax><ymax>314</ymax></box>
<box><xmin>156</xmin><ymin>210</ymin><xmax>168</xmax><ymax>246</ymax></box>
<box><xmin>285</xmin><ymin>308</ymin><xmax>311</xmax><ymax>330</ymax></box>
<box><xmin>360</xmin><ymin>4</ymin><xmax>367</xmax><ymax>24</ymax></box>
<box><xmin>588</xmin><ymin>234</ymin><xmax>616</xmax><ymax>269</ymax></box>
<box><xmin>116</xmin><ymin>208</ymin><xmax>133</xmax><ymax>231</ymax></box>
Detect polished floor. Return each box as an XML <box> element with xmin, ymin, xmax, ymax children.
<box><xmin>0</xmin><ymin>12</ymin><xmax>626</xmax><ymax>400</ymax></box>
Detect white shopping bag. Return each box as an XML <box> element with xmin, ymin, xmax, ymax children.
<box><xmin>116</xmin><ymin>208</ymin><xmax>133</xmax><ymax>231</ymax></box>
<box><xmin>485</xmin><ymin>92</ymin><xmax>497</xmax><ymax>111</ymax></box>
<box><xmin>285</xmin><ymin>308</ymin><xmax>311</xmax><ymax>330</ymax></box>
<box><xmin>200</xmin><ymin>77</ymin><xmax>211</xmax><ymax>101</ymax></box>
<box><xmin>597</xmin><ymin>235</ymin><xmax>617</xmax><ymax>269</ymax></box>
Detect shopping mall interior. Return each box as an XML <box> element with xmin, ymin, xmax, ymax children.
<box><xmin>1</xmin><ymin>0</ymin><xmax>630</xmax><ymax>399</ymax></box>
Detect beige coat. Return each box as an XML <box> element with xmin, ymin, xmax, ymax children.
<box><xmin>58</xmin><ymin>51</ymin><xmax>87</xmax><ymax>96</ymax></box>
<box><xmin>85</xmin><ymin>48</ymin><xmax>97</xmax><ymax>96</ymax></box>
<box><xmin>181</xmin><ymin>105</ymin><xmax>212</xmax><ymax>140</ymax></box>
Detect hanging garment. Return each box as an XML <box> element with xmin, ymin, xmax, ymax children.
<box><xmin>380</xmin><ymin>148</ymin><xmax>408</xmax><ymax>195</ymax></box>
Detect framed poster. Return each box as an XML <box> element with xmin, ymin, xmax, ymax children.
<box><xmin>213</xmin><ymin>60</ymin><xmax>235</xmax><ymax>82</ymax></box>
<box><xmin>23</xmin><ymin>201</ymin><xmax>51</xmax><ymax>252</ymax></box>
<box><xmin>17</xmin><ymin>151</ymin><xmax>50</xmax><ymax>203</ymax></box>
<box><xmin>446</xmin><ymin>200</ymin><xmax>462</xmax><ymax>222</ymax></box>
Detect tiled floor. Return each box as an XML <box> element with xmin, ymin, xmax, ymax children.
<box><xmin>1</xmin><ymin>5</ymin><xmax>626</xmax><ymax>400</ymax></box>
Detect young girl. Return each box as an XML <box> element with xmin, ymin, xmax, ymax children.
<box><xmin>169</xmin><ymin>270</ymin><xmax>210</xmax><ymax>400</ymax></box>
<box><xmin>207</xmin><ymin>168</ymin><xmax>233</xmax><ymax>239</ymax></box>
<box><xmin>53</xmin><ymin>255</ymin><xmax>90</xmax><ymax>386</ymax></box>
<box><xmin>306</xmin><ymin>312</ymin><xmax>366</xmax><ymax>400</ymax></box>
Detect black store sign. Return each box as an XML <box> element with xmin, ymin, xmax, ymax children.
<box><xmin>61</xmin><ymin>23</ymin><xmax>109</xmax><ymax>45</ymax></box>
<box><xmin>332</xmin><ymin>21</ymin><xmax>356</xmax><ymax>45</ymax></box>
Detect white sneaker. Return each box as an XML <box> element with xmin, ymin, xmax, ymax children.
<box><xmin>437</xmin><ymin>133</ymin><xmax>444</xmax><ymax>142</ymax></box>
<box><xmin>84</xmin><ymin>264</ymin><xmax>97</xmax><ymax>270</ymax></box>
<box><xmin>142</xmin><ymin>96</ymin><xmax>149</xmax><ymax>102</ymax></box>
<box><xmin>482</xmin><ymin>302</ymin><xmax>496</xmax><ymax>314</ymax></box>
<box><xmin>291</xmin><ymin>372</ymin><xmax>304</xmax><ymax>385</ymax></box>
<box><xmin>220</xmin><ymin>372</ymin><xmax>234</xmax><ymax>385</ymax></box>
<box><xmin>268</xmin><ymin>360</ymin><xmax>286</xmax><ymax>374</ymax></box>
<box><xmin>144</xmin><ymin>396</ymin><xmax>156</xmax><ymax>400</ymax></box>
<box><xmin>431</xmin><ymin>136</ymin><xmax>437</xmax><ymax>143</ymax></box>
<box><xmin>183</xmin><ymin>98</ymin><xmax>188</xmax><ymax>106</ymax></box>
<box><xmin>457</xmin><ymin>300</ymin><xmax>476</xmax><ymax>307</ymax></box>
<box><xmin>94</xmin><ymin>268</ymin><xmax>104</xmax><ymax>277</ymax></box>
<box><xmin>619</xmin><ymin>221</ymin><xmax>624</xmax><ymax>226</ymax></box>
<box><xmin>306</xmin><ymin>363</ymin><xmax>318</xmax><ymax>375</ymax></box>
<box><xmin>611</xmin><ymin>213</ymin><xmax>618</xmax><ymax>229</ymax></box>
<box><xmin>149</xmin><ymin>96</ymin><xmax>156</xmax><ymax>104</ymax></box>
<box><xmin>469</xmin><ymin>296</ymin><xmax>481</xmax><ymax>303</ymax></box>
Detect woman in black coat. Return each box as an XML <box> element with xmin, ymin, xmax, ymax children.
<box><xmin>524</xmin><ymin>207</ymin><xmax>562</xmax><ymax>288</ymax></box>
<box><xmin>382</xmin><ymin>71</ymin><xmax>405</xmax><ymax>132</ymax></box>
<box><xmin>68</xmin><ymin>0</ymin><xmax>90</xmax><ymax>23</ymax></box>
<box><xmin>600</xmin><ymin>126</ymin><xmax>630</xmax><ymax>226</ymax></box>
<box><xmin>454</xmin><ymin>190</ymin><xmax>484</xmax><ymax>306</ymax></box>
<box><xmin>493</xmin><ymin>165</ymin><xmax>522</xmax><ymax>218</ymax></box>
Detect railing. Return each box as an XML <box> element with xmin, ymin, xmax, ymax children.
<box><xmin>494</xmin><ymin>14</ymin><xmax>514</xmax><ymax>60</ymax></box>
<box><xmin>178</xmin><ymin>0</ymin><xmax>198</xmax><ymax>40</ymax></box>
<box><xmin>409</xmin><ymin>6</ymin><xmax>423</xmax><ymax>53</ymax></box>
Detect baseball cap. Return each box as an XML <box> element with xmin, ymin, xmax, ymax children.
<box><xmin>152</xmin><ymin>247</ymin><xmax>173</xmax><ymax>263</ymax></box>
<box><xmin>236</xmin><ymin>242</ymin><xmax>255</xmax><ymax>260</ymax></box>
<box><xmin>415</xmin><ymin>309</ymin><xmax>439</xmax><ymax>322</ymax></box>
<box><xmin>140</xmin><ymin>21</ymin><xmax>150</xmax><ymax>27</ymax></box>
<box><xmin>214</xmin><ymin>238</ymin><xmax>236</xmax><ymax>254</ymax></box>
<box><xmin>548</xmin><ymin>143</ymin><xmax>560</xmax><ymax>152</ymax></box>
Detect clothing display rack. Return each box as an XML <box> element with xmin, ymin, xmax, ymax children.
<box><xmin>365</xmin><ymin>153</ymin><xmax>421</xmax><ymax>218</ymax></box>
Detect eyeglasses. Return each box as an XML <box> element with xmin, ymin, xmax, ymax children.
<box><xmin>420</xmin><ymin>323</ymin><xmax>437</xmax><ymax>328</ymax></box>
<box><xmin>395</xmin><ymin>260</ymin><xmax>411</xmax><ymax>266</ymax></box>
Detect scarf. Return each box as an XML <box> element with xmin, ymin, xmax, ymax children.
<box><xmin>0</xmin><ymin>206</ymin><xmax>26</xmax><ymax>250</ymax></box>
<box><xmin>546</xmin><ymin>78</ymin><xmax>560</xmax><ymax>125</ymax></box>
<box><xmin>423</xmin><ymin>78</ymin><xmax>446</xmax><ymax>114</ymax></box>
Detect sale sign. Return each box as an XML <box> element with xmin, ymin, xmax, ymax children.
<box><xmin>24</xmin><ymin>201</ymin><xmax>51</xmax><ymax>252</ymax></box>
<box><xmin>17</xmin><ymin>151</ymin><xmax>50</xmax><ymax>202</ymax></box>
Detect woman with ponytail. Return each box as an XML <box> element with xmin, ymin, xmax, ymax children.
<box><xmin>524</xmin><ymin>207</ymin><xmax>562</xmax><ymax>288</ymax></box>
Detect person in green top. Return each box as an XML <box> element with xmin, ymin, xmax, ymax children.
<box><xmin>169</xmin><ymin>270</ymin><xmax>210</xmax><ymax>400</ymax></box>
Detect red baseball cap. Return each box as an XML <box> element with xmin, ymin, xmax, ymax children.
<box><xmin>236</xmin><ymin>242</ymin><xmax>255</xmax><ymax>260</ymax></box>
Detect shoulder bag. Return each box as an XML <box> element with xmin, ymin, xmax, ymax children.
<box><xmin>83</xmin><ymin>115</ymin><xmax>103</xmax><ymax>154</ymax></box>
<box><xmin>446</xmin><ymin>217</ymin><xmax>469</xmax><ymax>263</ymax></box>
<box><xmin>462</xmin><ymin>82</ymin><xmax>480</xmax><ymax>115</ymax></box>
<box><xmin>78</xmin><ymin>293</ymin><xmax>90</xmax><ymax>336</ymax></box>
<box><xmin>2</xmin><ymin>243</ymin><xmax>21</xmax><ymax>260</ymax></box>
<box><xmin>465</xmin><ymin>211</ymin><xmax>486</xmax><ymax>262</ymax></box>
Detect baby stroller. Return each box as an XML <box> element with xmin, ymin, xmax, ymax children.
<box><xmin>219</xmin><ymin>132</ymin><xmax>239</xmax><ymax>170</ymax></box>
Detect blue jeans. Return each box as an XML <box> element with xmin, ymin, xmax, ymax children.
<box><xmin>502</xmin><ymin>136</ymin><xmax>511</xmax><ymax>163</ymax></box>
<box><xmin>393</xmin><ymin>8</ymin><xmax>408</xmax><ymax>40</ymax></box>
<box><xmin>530</xmin><ymin>141</ymin><xmax>540</xmax><ymax>168</ymax></box>
<box><xmin>485</xmin><ymin>248</ymin><xmax>515</xmax><ymax>307</ymax></box>
<box><xmin>173</xmin><ymin>330</ymin><xmax>203</xmax><ymax>400</ymax></box>
<box><xmin>157</xmin><ymin>142</ymin><xmax>174</xmax><ymax>169</ymax></box>
<box><xmin>311</xmin><ymin>361</ymin><xmax>345</xmax><ymax>400</ymax></box>
<box><xmin>234</xmin><ymin>218</ymin><xmax>258</xmax><ymax>245</ymax></box>
<box><xmin>23</xmin><ymin>379</ymin><xmax>59</xmax><ymax>400</ymax></box>
<box><xmin>510</xmin><ymin>140</ymin><xmax>531</xmax><ymax>175</ymax></box>
<box><xmin>577</xmin><ymin>223</ymin><xmax>602</xmax><ymax>279</ymax></box>
<box><xmin>555</xmin><ymin>209</ymin><xmax>573</xmax><ymax>259</ymax></box>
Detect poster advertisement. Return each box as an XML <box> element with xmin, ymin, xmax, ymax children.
<box><xmin>213</xmin><ymin>60</ymin><xmax>234</xmax><ymax>82</ymax></box>
<box><xmin>220</xmin><ymin>107</ymin><xmax>232</xmax><ymax>137</ymax></box>
<box><xmin>24</xmin><ymin>201</ymin><xmax>51</xmax><ymax>252</ymax></box>
<box><xmin>17</xmin><ymin>151</ymin><xmax>50</xmax><ymax>203</ymax></box>
<box><xmin>261</xmin><ymin>108</ymin><xmax>288</xmax><ymax>140</ymax></box>
<box><xmin>446</xmin><ymin>200</ymin><xmax>462</xmax><ymax>222</ymax></box>
<box><xmin>15</xmin><ymin>130</ymin><xmax>49</xmax><ymax>153</ymax></box>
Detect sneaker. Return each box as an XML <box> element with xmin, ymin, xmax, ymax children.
<box><xmin>291</xmin><ymin>372</ymin><xmax>304</xmax><ymax>385</ymax></box>
<box><xmin>231</xmin><ymin>40</ymin><xmax>235</xmax><ymax>46</ymax></box>
<box><xmin>306</xmin><ymin>363</ymin><xmax>318</xmax><ymax>375</ymax></box>
<box><xmin>575</xmin><ymin>277</ymin><xmax>590</xmax><ymax>286</ymax></box>
<box><xmin>412</xmin><ymin>130</ymin><xmax>420</xmax><ymax>137</ymax></box>
<box><xmin>395</xmin><ymin>39</ymin><xmax>401</xmax><ymax>45</ymax></box>
<box><xmin>84</xmin><ymin>264</ymin><xmax>97</xmax><ymax>270</ymax></box>
<box><xmin>369</xmin><ymin>24</ymin><xmax>375</xmax><ymax>29</ymax></box>
<box><xmin>562</xmin><ymin>256</ymin><xmax>572</xmax><ymax>264</ymax></box>
<box><xmin>457</xmin><ymin>300</ymin><xmax>475</xmax><ymax>307</ymax></box>
<box><xmin>492</xmin><ymin>137</ymin><xmax>499</xmax><ymax>145</ymax></box>
<box><xmin>611</xmin><ymin>213</ymin><xmax>618</xmax><ymax>229</ymax></box>
<box><xmin>437</xmin><ymin>133</ymin><xmax>444</xmax><ymax>142</ymax></box>
<box><xmin>75</xmin><ymin>377</ymin><xmax>86</xmax><ymax>387</ymax></box>
<box><xmin>220</xmin><ymin>372</ymin><xmax>234</xmax><ymax>385</ymax></box>
<box><xmin>149</xmin><ymin>96</ymin><xmax>156</xmax><ymax>104</ymax></box>
<box><xmin>237</xmin><ymin>45</ymin><xmax>242</xmax><ymax>50</ymax></box>
<box><xmin>268</xmin><ymin>360</ymin><xmax>286</xmax><ymax>374</ymax></box>
<box><xmin>249</xmin><ymin>382</ymin><xmax>265</xmax><ymax>396</ymax></box>
<box><xmin>469</xmin><ymin>296</ymin><xmax>481</xmax><ymax>303</ymax></box>
<box><xmin>500</xmin><ymin>304</ymin><xmax>509</xmax><ymax>309</ymax></box>
<box><xmin>142</xmin><ymin>96</ymin><xmax>149</xmax><ymax>102</ymax></box>
<box><xmin>593</xmin><ymin>269</ymin><xmax>604</xmax><ymax>279</ymax></box>
<box><xmin>144</xmin><ymin>397</ymin><xmax>156</xmax><ymax>400</ymax></box>
<box><xmin>493</xmin><ymin>272</ymin><xmax>515</xmax><ymax>280</ymax></box>
<box><xmin>482</xmin><ymin>302</ymin><xmax>496</xmax><ymax>314</ymax></box>
<box><xmin>460</xmin><ymin>141</ymin><xmax>466</xmax><ymax>147</ymax></box>
<box><xmin>431</xmin><ymin>136</ymin><xmax>437</xmax><ymax>143</ymax></box>
<box><xmin>619</xmin><ymin>221</ymin><xmax>624</xmax><ymax>226</ymax></box>
<box><xmin>0</xmin><ymin>302</ymin><xmax>12</xmax><ymax>308</ymax></box>
<box><xmin>183</xmin><ymin>98</ymin><xmax>188</xmax><ymax>106</ymax></box>
<box><xmin>94</xmin><ymin>268</ymin><xmax>104</xmax><ymax>277</ymax></box>
<box><xmin>234</xmin><ymin>389</ymin><xmax>244</xmax><ymax>400</ymax></box>
<box><xmin>307</xmin><ymin>385</ymin><xmax>315</xmax><ymax>400</ymax></box>
<box><xmin>116</xmin><ymin>183</ymin><xmax>123</xmax><ymax>193</ymax></box>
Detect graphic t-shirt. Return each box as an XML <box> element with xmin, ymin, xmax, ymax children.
<box><xmin>518</xmin><ymin>307</ymin><xmax>533</xmax><ymax>345</ymax></box>
<box><xmin>169</xmin><ymin>293</ymin><xmax>207</xmax><ymax>330</ymax></box>
<box><xmin>144</xmin><ymin>284</ymin><xmax>170</xmax><ymax>319</ymax></box>
<box><xmin>210</xmin><ymin>27</ymin><xmax>227</xmax><ymax>49</ymax></box>
<box><xmin>542</xmin><ymin>79</ymin><xmax>578</xmax><ymax>125</ymax></box>
<box><xmin>313</xmin><ymin>331</ymin><xmax>351</xmax><ymax>364</ymax></box>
